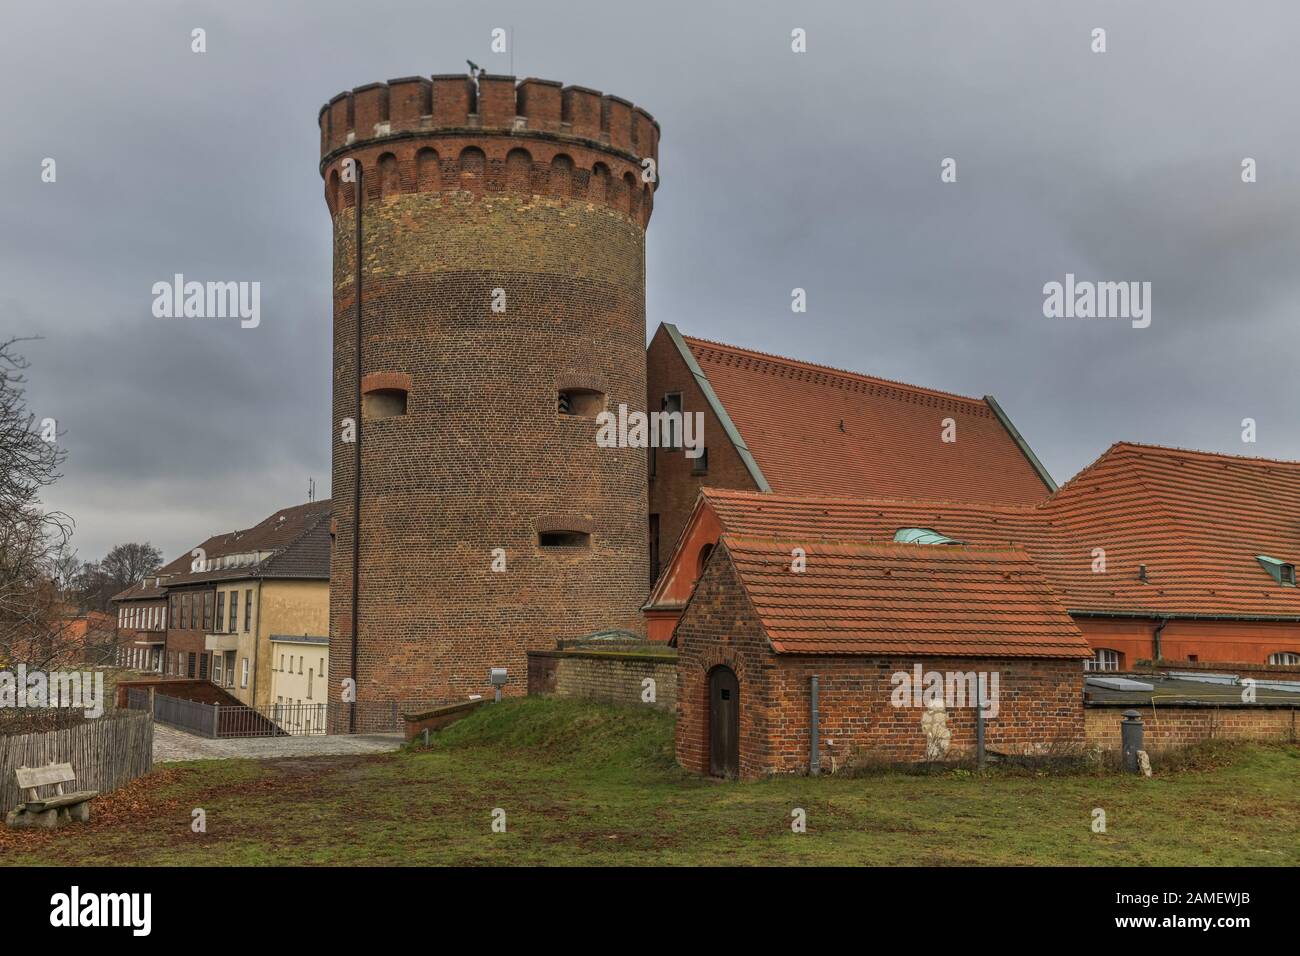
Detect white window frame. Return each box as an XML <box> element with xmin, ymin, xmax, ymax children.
<box><xmin>1085</xmin><ymin>648</ymin><xmax>1121</xmax><ymax>672</ymax></box>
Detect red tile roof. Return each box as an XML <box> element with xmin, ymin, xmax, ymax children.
<box><xmin>682</xmin><ymin>334</ymin><xmax>1054</xmax><ymax>505</ymax></box>
<box><xmin>718</xmin><ymin>534</ymin><xmax>1088</xmax><ymax>658</ymax></box>
<box><xmin>695</xmin><ymin>441</ymin><xmax>1300</xmax><ymax>619</ymax></box>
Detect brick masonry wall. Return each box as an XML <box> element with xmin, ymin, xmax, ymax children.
<box><xmin>323</xmin><ymin>76</ymin><xmax>657</xmax><ymax>718</ymax></box>
<box><xmin>675</xmin><ymin>543</ymin><xmax>1086</xmax><ymax>778</ymax></box>
<box><xmin>1076</xmin><ymin>615</ymin><xmax>1300</xmax><ymax>668</ymax></box>
<box><xmin>646</xmin><ymin>325</ymin><xmax>759</xmax><ymax>585</ymax></box>
<box><xmin>527</xmin><ymin>649</ymin><xmax>677</xmax><ymax>710</ymax></box>
<box><xmin>402</xmin><ymin>698</ymin><xmax>488</xmax><ymax>741</ymax></box>
<box><xmin>768</xmin><ymin>656</ymin><xmax>1084</xmax><ymax>774</ymax></box>
<box><xmin>1085</xmin><ymin>705</ymin><xmax>1298</xmax><ymax>748</ymax></box>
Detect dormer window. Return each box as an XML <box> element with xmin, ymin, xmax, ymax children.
<box><xmin>1256</xmin><ymin>555</ymin><xmax>1296</xmax><ymax>587</ymax></box>
<box><xmin>893</xmin><ymin>528</ymin><xmax>963</xmax><ymax>546</ymax></box>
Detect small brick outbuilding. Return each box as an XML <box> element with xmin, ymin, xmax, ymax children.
<box><xmin>673</xmin><ymin>535</ymin><xmax>1092</xmax><ymax>778</ymax></box>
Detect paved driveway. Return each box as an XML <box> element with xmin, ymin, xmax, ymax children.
<box><xmin>153</xmin><ymin>723</ymin><xmax>404</xmax><ymax>762</ymax></box>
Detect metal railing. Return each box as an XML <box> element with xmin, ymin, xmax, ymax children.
<box><xmin>126</xmin><ymin>689</ymin><xmax>434</xmax><ymax>738</ymax></box>
<box><xmin>226</xmin><ymin>702</ymin><xmax>326</xmax><ymax>737</ymax></box>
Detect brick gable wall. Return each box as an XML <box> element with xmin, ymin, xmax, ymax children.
<box><xmin>646</xmin><ymin>326</ymin><xmax>759</xmax><ymax>585</ymax></box>
<box><xmin>674</xmin><ymin>547</ymin><xmax>774</xmax><ymax>777</ymax></box>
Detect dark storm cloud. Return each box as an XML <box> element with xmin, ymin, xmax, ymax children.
<box><xmin>3</xmin><ymin>0</ymin><xmax>1298</xmax><ymax>561</ymax></box>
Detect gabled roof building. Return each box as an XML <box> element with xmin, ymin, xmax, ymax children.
<box><xmin>646</xmin><ymin>323</ymin><xmax>1055</xmax><ymax>586</ymax></box>
<box><xmin>650</xmin><ymin>443</ymin><xmax>1300</xmax><ymax>668</ymax></box>
<box><xmin>110</xmin><ymin>501</ymin><xmax>331</xmax><ymax>708</ymax></box>
<box><xmin>674</xmin><ymin>534</ymin><xmax>1090</xmax><ymax>778</ymax></box>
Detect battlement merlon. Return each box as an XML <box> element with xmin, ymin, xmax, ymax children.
<box><xmin>318</xmin><ymin>74</ymin><xmax>659</xmax><ymax>174</ymax></box>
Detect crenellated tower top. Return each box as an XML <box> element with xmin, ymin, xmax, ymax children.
<box><xmin>318</xmin><ymin>74</ymin><xmax>659</xmax><ymax>225</ymax></box>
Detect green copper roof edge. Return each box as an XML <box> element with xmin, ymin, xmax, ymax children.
<box><xmin>663</xmin><ymin>323</ymin><xmax>772</xmax><ymax>493</ymax></box>
<box><xmin>983</xmin><ymin>394</ymin><xmax>1057</xmax><ymax>493</ymax></box>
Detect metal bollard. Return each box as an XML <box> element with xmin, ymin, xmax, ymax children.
<box><xmin>1121</xmin><ymin>710</ymin><xmax>1144</xmax><ymax>773</ymax></box>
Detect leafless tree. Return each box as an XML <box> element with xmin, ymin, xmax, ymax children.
<box><xmin>0</xmin><ymin>338</ymin><xmax>73</xmax><ymax>670</ymax></box>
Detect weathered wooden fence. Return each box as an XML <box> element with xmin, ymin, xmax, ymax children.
<box><xmin>0</xmin><ymin>710</ymin><xmax>153</xmax><ymax>815</ymax></box>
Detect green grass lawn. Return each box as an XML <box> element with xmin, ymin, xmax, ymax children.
<box><xmin>3</xmin><ymin>697</ymin><xmax>1297</xmax><ymax>866</ymax></box>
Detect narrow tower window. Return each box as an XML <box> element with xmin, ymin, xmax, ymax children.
<box><xmin>558</xmin><ymin>388</ymin><xmax>604</xmax><ymax>417</ymax></box>
<box><xmin>363</xmin><ymin>388</ymin><xmax>407</xmax><ymax>420</ymax></box>
<box><xmin>361</xmin><ymin>372</ymin><xmax>412</xmax><ymax>421</ymax></box>
<box><xmin>539</xmin><ymin>530</ymin><xmax>591</xmax><ymax>549</ymax></box>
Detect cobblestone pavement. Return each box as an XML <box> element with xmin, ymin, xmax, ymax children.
<box><xmin>153</xmin><ymin>724</ymin><xmax>404</xmax><ymax>762</ymax></box>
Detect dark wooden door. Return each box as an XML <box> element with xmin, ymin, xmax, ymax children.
<box><xmin>709</xmin><ymin>666</ymin><xmax>740</xmax><ymax>778</ymax></box>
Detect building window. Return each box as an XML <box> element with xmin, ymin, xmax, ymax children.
<box><xmin>279</xmin><ymin>654</ymin><xmax>284</xmax><ymax>672</ymax></box>
<box><xmin>298</xmin><ymin>656</ymin><xmax>304</xmax><ymax>675</ymax></box>
<box><xmin>1085</xmin><ymin>648</ymin><xmax>1122</xmax><ymax>672</ymax></box>
<box><xmin>362</xmin><ymin>388</ymin><xmax>408</xmax><ymax>420</ymax></box>
<box><xmin>199</xmin><ymin>653</ymin><xmax>208</xmax><ymax>681</ymax></box>
<box><xmin>203</xmin><ymin>591</ymin><xmax>213</xmax><ymax>631</ymax></box>
<box><xmin>229</xmin><ymin>591</ymin><xmax>237</xmax><ymax>632</ymax></box>
<box><xmin>307</xmin><ymin>669</ymin><xmax>313</xmax><ymax>700</ymax></box>
<box><xmin>1268</xmin><ymin>651</ymin><xmax>1300</xmax><ymax>666</ymax></box>
<box><xmin>241</xmin><ymin>657</ymin><xmax>249</xmax><ymax>688</ymax></box>
<box><xmin>169</xmin><ymin>595</ymin><xmax>178</xmax><ymax>628</ymax></box>
<box><xmin>182</xmin><ymin>593</ymin><xmax>191</xmax><ymax>629</ymax></box>
<box><xmin>244</xmin><ymin>589</ymin><xmax>252</xmax><ymax>631</ymax></box>
<box><xmin>557</xmin><ymin>388</ymin><xmax>604</xmax><ymax>417</ymax></box>
<box><xmin>187</xmin><ymin>653</ymin><xmax>196</xmax><ymax>678</ymax></box>
<box><xmin>214</xmin><ymin>653</ymin><xmax>223</xmax><ymax>685</ymax></box>
<box><xmin>538</xmin><ymin>530</ymin><xmax>590</xmax><ymax>549</ymax></box>
<box><xmin>661</xmin><ymin>392</ymin><xmax>683</xmax><ymax>448</ymax></box>
<box><xmin>215</xmin><ymin>592</ymin><xmax>225</xmax><ymax>632</ymax></box>
<box><xmin>692</xmin><ymin>446</ymin><xmax>709</xmax><ymax>475</ymax></box>
<box><xmin>697</xmin><ymin>542</ymin><xmax>715</xmax><ymax>577</ymax></box>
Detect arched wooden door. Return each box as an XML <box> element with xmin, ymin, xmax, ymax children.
<box><xmin>708</xmin><ymin>666</ymin><xmax>740</xmax><ymax>778</ymax></box>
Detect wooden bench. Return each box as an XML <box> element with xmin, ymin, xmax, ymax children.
<box><xmin>4</xmin><ymin>762</ymin><xmax>98</xmax><ymax>829</ymax></box>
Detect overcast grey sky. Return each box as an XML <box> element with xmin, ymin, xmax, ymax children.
<box><xmin>5</xmin><ymin>0</ymin><xmax>1300</xmax><ymax>563</ymax></box>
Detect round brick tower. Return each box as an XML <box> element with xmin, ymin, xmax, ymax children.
<box><xmin>318</xmin><ymin>74</ymin><xmax>659</xmax><ymax>722</ymax></box>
